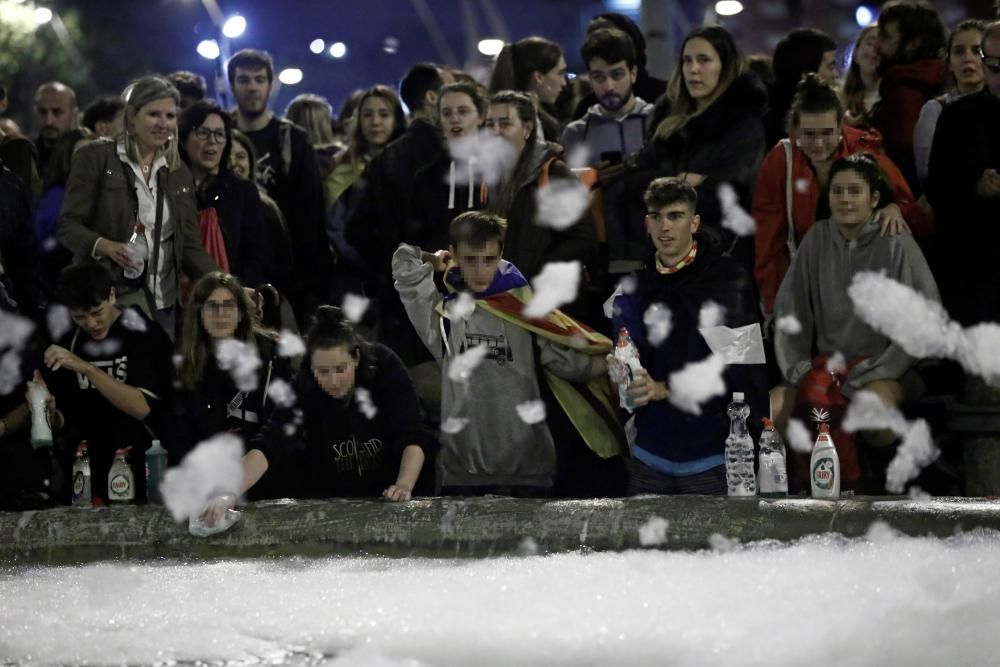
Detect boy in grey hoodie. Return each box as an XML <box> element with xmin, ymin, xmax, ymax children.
<box><xmin>392</xmin><ymin>211</ymin><xmax>611</xmax><ymax>494</ymax></box>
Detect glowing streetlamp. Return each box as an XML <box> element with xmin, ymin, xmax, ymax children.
<box><xmin>197</xmin><ymin>39</ymin><xmax>221</xmax><ymax>60</ymax></box>
<box><xmin>715</xmin><ymin>0</ymin><xmax>744</xmax><ymax>16</ymax></box>
<box><xmin>33</xmin><ymin>7</ymin><xmax>53</xmax><ymax>24</ymax></box>
<box><xmin>477</xmin><ymin>39</ymin><xmax>504</xmax><ymax>57</ymax></box>
<box><xmin>310</xmin><ymin>39</ymin><xmax>325</xmax><ymax>54</ymax></box>
<box><xmin>278</xmin><ymin>68</ymin><xmax>303</xmax><ymax>85</ymax></box>
<box><xmin>329</xmin><ymin>42</ymin><xmax>347</xmax><ymax>59</ymax></box>
<box><xmin>222</xmin><ymin>15</ymin><xmax>246</xmax><ymax>38</ymax></box>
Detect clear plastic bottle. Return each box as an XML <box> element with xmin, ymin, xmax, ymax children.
<box><xmin>725</xmin><ymin>392</ymin><xmax>757</xmax><ymax>497</ymax></box>
<box><xmin>122</xmin><ymin>223</ymin><xmax>148</xmax><ymax>282</ymax></box>
<box><xmin>145</xmin><ymin>439</ymin><xmax>167</xmax><ymax>504</ymax></box>
<box><xmin>27</xmin><ymin>379</ymin><xmax>53</xmax><ymax>450</ymax></box>
<box><xmin>810</xmin><ymin>423</ymin><xmax>840</xmax><ymax>499</ymax></box>
<box><xmin>71</xmin><ymin>441</ymin><xmax>92</xmax><ymax>509</ymax></box>
<box><xmin>758</xmin><ymin>417</ymin><xmax>788</xmax><ymax>498</ymax></box>
<box><xmin>614</xmin><ymin>328</ymin><xmax>644</xmax><ymax>411</ymax></box>
<box><xmin>108</xmin><ymin>448</ymin><xmax>135</xmax><ymax>504</ymax></box>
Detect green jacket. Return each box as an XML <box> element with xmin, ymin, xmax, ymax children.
<box><xmin>56</xmin><ymin>139</ymin><xmax>217</xmax><ymax>313</ymax></box>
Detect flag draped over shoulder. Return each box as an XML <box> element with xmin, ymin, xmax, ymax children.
<box><xmin>437</xmin><ymin>262</ymin><xmax>627</xmax><ymax>459</ymax></box>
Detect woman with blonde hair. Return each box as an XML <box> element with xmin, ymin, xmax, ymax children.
<box><xmin>57</xmin><ymin>74</ymin><xmax>217</xmax><ymax>336</ymax></box>
<box><xmin>842</xmin><ymin>25</ymin><xmax>881</xmax><ymax>127</ymax></box>
<box><xmin>285</xmin><ymin>93</ymin><xmax>339</xmax><ymax>178</ymax></box>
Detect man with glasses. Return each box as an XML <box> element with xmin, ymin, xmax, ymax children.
<box><xmin>926</xmin><ymin>21</ymin><xmax>1000</xmax><ymax>326</ymax></box>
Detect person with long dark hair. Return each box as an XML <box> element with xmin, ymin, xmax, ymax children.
<box><xmin>627</xmin><ymin>25</ymin><xmax>768</xmax><ymax>275</ymax></box>
<box><xmin>179</xmin><ymin>101</ymin><xmax>266</xmax><ymax>289</ymax></box>
<box><xmin>488</xmin><ymin>36</ymin><xmax>568</xmax><ymax>140</ymax></box>
<box><xmin>484</xmin><ymin>90</ymin><xmax>598</xmax><ymax>286</ymax></box>
<box><xmin>200</xmin><ymin>306</ymin><xmax>436</xmax><ymax>524</ymax></box>
<box><xmin>913</xmin><ymin>20</ymin><xmax>987</xmax><ymax>188</ymax></box>
<box><xmin>167</xmin><ymin>272</ymin><xmax>291</xmax><ymax>469</ymax></box>
<box><xmin>871</xmin><ymin>0</ymin><xmax>948</xmax><ymax>195</ymax></box>
<box><xmin>325</xmin><ymin>84</ymin><xmax>406</xmax><ymax>300</ymax></box>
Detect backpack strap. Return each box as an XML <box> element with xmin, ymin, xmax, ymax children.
<box><xmin>780</xmin><ymin>139</ymin><xmax>797</xmax><ymax>259</ymax></box>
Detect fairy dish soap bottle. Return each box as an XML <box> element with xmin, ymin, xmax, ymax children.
<box><xmin>108</xmin><ymin>448</ymin><xmax>135</xmax><ymax>504</ymax></box>
<box><xmin>810</xmin><ymin>423</ymin><xmax>840</xmax><ymax>499</ymax></box>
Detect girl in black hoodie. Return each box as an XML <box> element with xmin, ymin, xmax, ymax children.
<box><xmin>167</xmin><ymin>272</ymin><xmax>291</xmax><ymax>471</ymax></box>
<box><xmin>201</xmin><ymin>306</ymin><xmax>436</xmax><ymax>523</ymax></box>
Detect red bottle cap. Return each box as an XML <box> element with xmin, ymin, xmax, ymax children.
<box><xmin>762</xmin><ymin>417</ymin><xmax>774</xmax><ymax>428</ymax></box>
<box><xmin>818</xmin><ymin>423</ymin><xmax>830</xmax><ymax>433</ymax></box>
<box><xmin>135</xmin><ymin>223</ymin><xmax>146</xmax><ymax>233</ymax></box>
<box><xmin>114</xmin><ymin>447</ymin><xmax>129</xmax><ymax>456</ymax></box>
<box><xmin>77</xmin><ymin>440</ymin><xmax>88</xmax><ymax>453</ymax></box>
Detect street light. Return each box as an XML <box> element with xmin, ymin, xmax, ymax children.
<box><xmin>329</xmin><ymin>42</ymin><xmax>347</xmax><ymax>59</ymax></box>
<box><xmin>222</xmin><ymin>15</ymin><xmax>246</xmax><ymax>38</ymax></box>
<box><xmin>855</xmin><ymin>6</ymin><xmax>876</xmax><ymax>27</ymax></box>
<box><xmin>477</xmin><ymin>39</ymin><xmax>504</xmax><ymax>57</ymax></box>
<box><xmin>197</xmin><ymin>39</ymin><xmax>221</xmax><ymax>59</ymax></box>
<box><xmin>714</xmin><ymin>1</ymin><xmax>744</xmax><ymax>16</ymax></box>
<box><xmin>33</xmin><ymin>7</ymin><xmax>53</xmax><ymax>24</ymax></box>
<box><xmin>310</xmin><ymin>39</ymin><xmax>325</xmax><ymax>54</ymax></box>
<box><xmin>278</xmin><ymin>68</ymin><xmax>303</xmax><ymax>85</ymax></box>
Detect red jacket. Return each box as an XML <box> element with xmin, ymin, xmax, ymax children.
<box><xmin>872</xmin><ymin>59</ymin><xmax>947</xmax><ymax>193</ymax></box>
<box><xmin>752</xmin><ymin>125</ymin><xmax>930</xmax><ymax>314</ymax></box>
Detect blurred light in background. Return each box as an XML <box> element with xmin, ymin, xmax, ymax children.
<box><xmin>278</xmin><ymin>68</ymin><xmax>303</xmax><ymax>85</ymax></box>
<box><xmin>855</xmin><ymin>5</ymin><xmax>876</xmax><ymax>27</ymax></box>
<box><xmin>329</xmin><ymin>42</ymin><xmax>347</xmax><ymax>58</ymax></box>
<box><xmin>715</xmin><ymin>1</ymin><xmax>744</xmax><ymax>16</ymax></box>
<box><xmin>222</xmin><ymin>15</ymin><xmax>246</xmax><ymax>38</ymax></box>
<box><xmin>197</xmin><ymin>39</ymin><xmax>220</xmax><ymax>59</ymax></box>
<box><xmin>33</xmin><ymin>6</ymin><xmax>53</xmax><ymax>24</ymax></box>
<box><xmin>309</xmin><ymin>38</ymin><xmax>325</xmax><ymax>54</ymax></box>
<box><xmin>477</xmin><ymin>38</ymin><xmax>504</xmax><ymax>56</ymax></box>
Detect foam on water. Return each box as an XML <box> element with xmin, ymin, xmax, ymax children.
<box><xmin>3</xmin><ymin>531</ymin><xmax>1000</xmax><ymax>665</ymax></box>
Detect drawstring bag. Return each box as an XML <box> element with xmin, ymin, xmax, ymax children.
<box><xmin>790</xmin><ymin>354</ymin><xmax>866</xmax><ymax>488</ymax></box>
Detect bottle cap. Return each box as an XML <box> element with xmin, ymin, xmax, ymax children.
<box><xmin>733</xmin><ymin>392</ymin><xmax>744</xmax><ymax>400</ymax></box>
<box><xmin>762</xmin><ymin>417</ymin><xmax>774</xmax><ymax>428</ymax></box>
<box><xmin>77</xmin><ymin>440</ymin><xmax>88</xmax><ymax>453</ymax></box>
<box><xmin>136</xmin><ymin>223</ymin><xmax>146</xmax><ymax>233</ymax></box>
<box><xmin>114</xmin><ymin>447</ymin><xmax>129</xmax><ymax>456</ymax></box>
<box><xmin>818</xmin><ymin>423</ymin><xmax>830</xmax><ymax>433</ymax></box>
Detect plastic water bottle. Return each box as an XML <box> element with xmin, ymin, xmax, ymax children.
<box><xmin>27</xmin><ymin>380</ymin><xmax>53</xmax><ymax>450</ymax></box>
<box><xmin>145</xmin><ymin>439</ymin><xmax>167</xmax><ymax>504</ymax></box>
<box><xmin>758</xmin><ymin>417</ymin><xmax>788</xmax><ymax>498</ymax></box>
<box><xmin>108</xmin><ymin>448</ymin><xmax>135</xmax><ymax>504</ymax></box>
<box><xmin>71</xmin><ymin>441</ymin><xmax>92</xmax><ymax>509</ymax></box>
<box><xmin>810</xmin><ymin>423</ymin><xmax>840</xmax><ymax>499</ymax></box>
<box><xmin>725</xmin><ymin>392</ymin><xmax>757</xmax><ymax>497</ymax></box>
<box><xmin>614</xmin><ymin>328</ymin><xmax>644</xmax><ymax>411</ymax></box>
<box><xmin>122</xmin><ymin>223</ymin><xmax>148</xmax><ymax>282</ymax></box>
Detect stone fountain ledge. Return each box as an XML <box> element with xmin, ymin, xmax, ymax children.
<box><xmin>2</xmin><ymin>496</ymin><xmax>1000</xmax><ymax>566</ymax></box>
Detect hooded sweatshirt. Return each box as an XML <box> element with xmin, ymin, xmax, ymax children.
<box><xmin>752</xmin><ymin>124</ymin><xmax>929</xmax><ymax>314</ymax></box>
<box><xmin>560</xmin><ymin>98</ymin><xmax>654</xmax><ymax>164</ymax></box>
<box><xmin>392</xmin><ymin>243</ymin><xmax>594</xmax><ymax>488</ymax></box>
<box><xmin>774</xmin><ymin>216</ymin><xmax>939</xmax><ymax>394</ymax></box>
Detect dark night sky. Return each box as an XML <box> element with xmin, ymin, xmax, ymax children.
<box><xmin>61</xmin><ymin>0</ymin><xmax>631</xmax><ymax>112</ymax></box>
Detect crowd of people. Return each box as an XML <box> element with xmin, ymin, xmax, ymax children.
<box><xmin>0</xmin><ymin>1</ymin><xmax>997</xmax><ymax>512</ymax></box>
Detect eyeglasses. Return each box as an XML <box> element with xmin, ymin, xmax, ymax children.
<box><xmin>982</xmin><ymin>56</ymin><xmax>1000</xmax><ymax>74</ymax></box>
<box><xmin>203</xmin><ymin>300</ymin><xmax>237</xmax><ymax>314</ymax></box>
<box><xmin>193</xmin><ymin>127</ymin><xmax>227</xmax><ymax>144</ymax></box>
